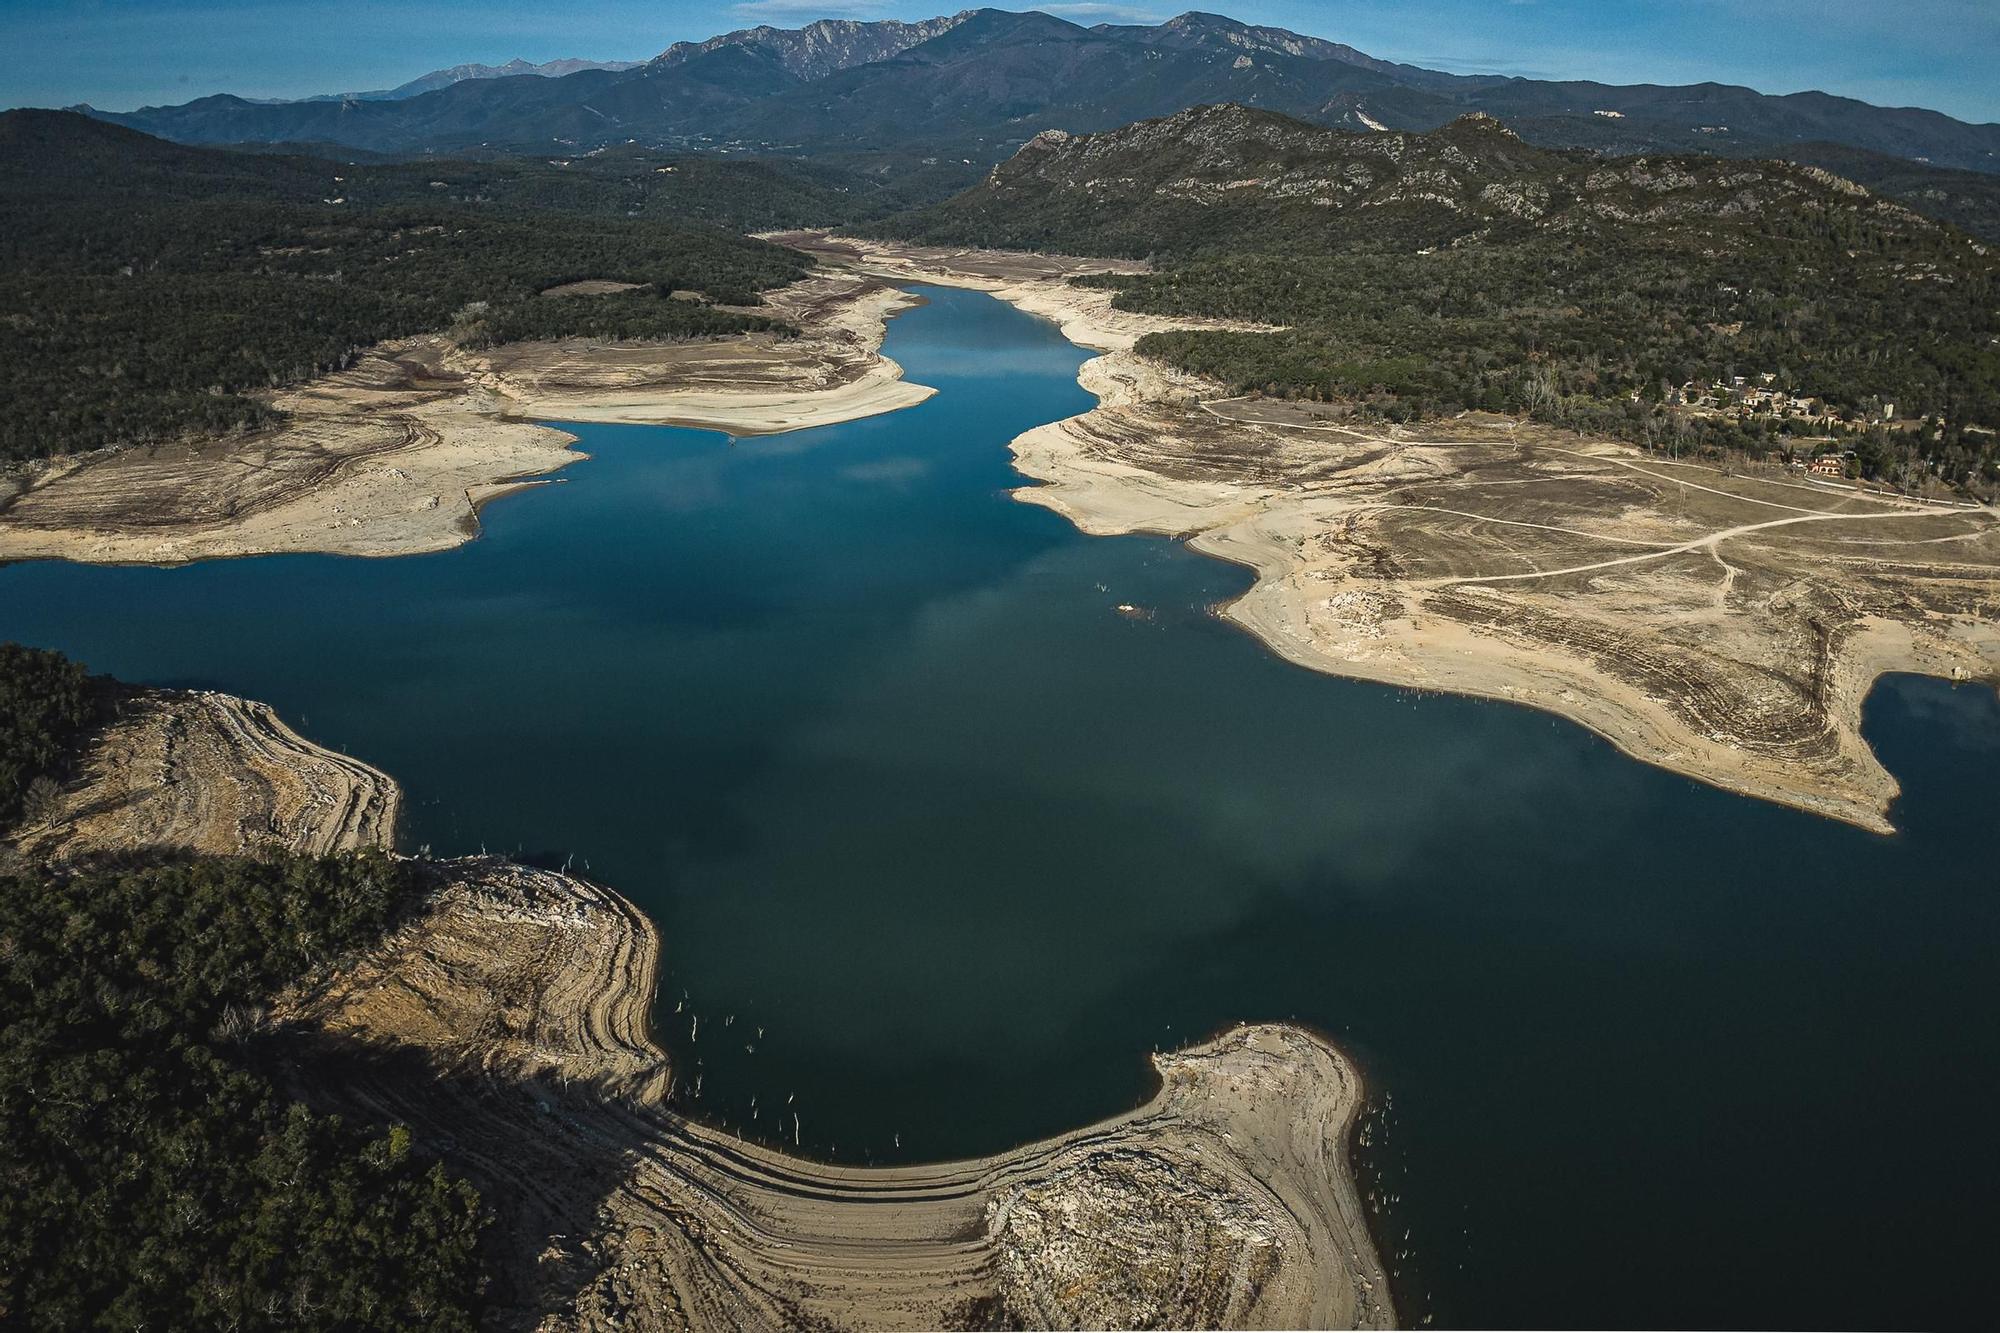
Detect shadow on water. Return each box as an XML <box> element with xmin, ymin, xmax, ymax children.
<box><xmin>2</xmin><ymin>286</ymin><xmax>1996</xmax><ymax>1329</ymax></box>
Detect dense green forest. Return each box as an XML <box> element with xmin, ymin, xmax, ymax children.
<box><xmin>1094</xmin><ymin>236</ymin><xmax>1999</xmax><ymax>489</ymax></box>
<box><xmin>0</xmin><ymin>644</ymin><xmax>487</xmax><ymax>1328</ymax></box>
<box><xmin>0</xmin><ymin>850</ymin><xmax>486</xmax><ymax>1329</ymax></box>
<box><xmin>0</xmin><ymin>111</ymin><xmax>843</xmax><ymax>462</ymax></box>
<box><xmin>876</xmin><ymin>107</ymin><xmax>2000</xmax><ymax>492</ymax></box>
<box><xmin>0</xmin><ymin>643</ymin><xmax>108</xmax><ymax>826</ymax></box>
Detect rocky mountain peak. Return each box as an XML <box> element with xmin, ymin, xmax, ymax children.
<box><xmin>650</xmin><ymin>12</ymin><xmax>975</xmax><ymax>82</ymax></box>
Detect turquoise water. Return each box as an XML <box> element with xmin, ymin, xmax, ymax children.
<box><xmin>3</xmin><ymin>286</ymin><xmax>1996</xmax><ymax>1329</ymax></box>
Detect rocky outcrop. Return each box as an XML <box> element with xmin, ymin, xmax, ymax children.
<box><xmin>650</xmin><ymin>14</ymin><xmax>972</xmax><ymax>82</ymax></box>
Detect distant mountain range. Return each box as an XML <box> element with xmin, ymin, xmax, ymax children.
<box><xmin>202</xmin><ymin>57</ymin><xmax>643</xmax><ymax>108</ymax></box>
<box><xmin>651</xmin><ymin>14</ymin><xmax>972</xmax><ymax>83</ymax></box>
<box><xmin>295</xmin><ymin>58</ymin><xmax>642</xmax><ymax>104</ymax></box>
<box><xmin>75</xmin><ymin>8</ymin><xmax>2000</xmax><ymax>180</ymax></box>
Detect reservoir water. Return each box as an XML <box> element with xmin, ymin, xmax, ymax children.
<box><xmin>4</xmin><ymin>286</ymin><xmax>1996</xmax><ymax>1329</ymax></box>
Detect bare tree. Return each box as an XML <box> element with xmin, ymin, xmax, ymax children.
<box><xmin>20</xmin><ymin>775</ymin><xmax>61</xmax><ymax>827</ymax></box>
<box><xmin>1522</xmin><ymin>363</ymin><xmax>1561</xmax><ymax>417</ymax></box>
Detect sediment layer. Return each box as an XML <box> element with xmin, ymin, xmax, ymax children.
<box><xmin>280</xmin><ymin>859</ymin><xmax>1392</xmax><ymax>1331</ymax></box>
<box><xmin>9</xmin><ymin>228</ymin><xmax>1996</xmax><ymax>823</ymax></box>
<box><xmin>11</xmin><ymin>687</ymin><xmax>399</xmax><ymax>860</ymax></box>
<box><xmin>467</xmin><ymin>272</ymin><xmax>936</xmax><ymax>435</ymax></box>
<box><xmin>0</xmin><ymin>338</ymin><xmax>580</xmax><ymax>564</ymax></box>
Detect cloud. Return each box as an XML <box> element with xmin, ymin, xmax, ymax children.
<box><xmin>1035</xmin><ymin>3</ymin><xmax>1167</xmax><ymax>21</ymax></box>
<box><xmin>728</xmin><ymin>0</ymin><xmax>882</xmax><ymax>22</ymax></box>
<box><xmin>1411</xmin><ymin>53</ymin><xmax>1556</xmax><ymax>79</ymax></box>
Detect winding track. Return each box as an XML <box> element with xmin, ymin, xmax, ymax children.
<box><xmin>1427</xmin><ymin>503</ymin><xmax>1996</xmax><ymax>588</ymax></box>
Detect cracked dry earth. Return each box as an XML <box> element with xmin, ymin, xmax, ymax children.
<box><xmin>1008</xmin><ymin>357</ymin><xmax>2000</xmax><ymax>832</ymax></box>
<box><xmin>18</xmin><ymin>685</ymin><xmax>1394</xmax><ymax>1331</ymax></box>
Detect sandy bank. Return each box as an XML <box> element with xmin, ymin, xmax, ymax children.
<box><xmin>779</xmin><ymin>231</ymin><xmax>1257</xmax><ymax>357</ymax></box>
<box><xmin>466</xmin><ymin>273</ymin><xmax>937</xmax><ymax>435</ymax></box>
<box><xmin>24</xmin><ymin>688</ymin><xmax>1393</xmax><ymax>1331</ymax></box>
<box><xmin>10</xmin><ymin>225</ymin><xmax>1994</xmax><ymax>828</ymax></box>
<box><xmin>1017</xmin><ymin>370</ymin><xmax>2000</xmax><ymax>833</ymax></box>
<box><xmin>795</xmin><ymin>235</ymin><xmax>2000</xmax><ymax>833</ymax></box>
<box><xmin>0</xmin><ymin>338</ymin><xmax>583</xmax><ymax>565</ymax></box>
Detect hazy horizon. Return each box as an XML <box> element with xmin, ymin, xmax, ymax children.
<box><xmin>3</xmin><ymin>1</ymin><xmax>1996</xmax><ymax>125</ymax></box>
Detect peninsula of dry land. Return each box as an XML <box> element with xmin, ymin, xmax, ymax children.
<box><xmin>0</xmin><ymin>270</ymin><xmax>932</xmax><ymax>564</ymax></box>
<box><xmin>13</xmin><ymin>688</ymin><xmax>1394</xmax><ymax>1332</ymax></box>
<box><xmin>793</xmin><ymin>235</ymin><xmax>2000</xmax><ymax>833</ymax></box>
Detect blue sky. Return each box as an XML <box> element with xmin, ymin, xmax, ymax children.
<box><xmin>2</xmin><ymin>0</ymin><xmax>1994</xmax><ymax>123</ymax></box>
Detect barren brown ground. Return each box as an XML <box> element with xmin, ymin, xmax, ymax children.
<box><xmin>0</xmin><ymin>339</ymin><xmax>579</xmax><ymax>564</ymax></box>
<box><xmin>468</xmin><ymin>271</ymin><xmax>936</xmax><ymax>434</ymax></box>
<box><xmin>8</xmin><ymin>231</ymin><xmax>1993</xmax><ymax>822</ymax></box>
<box><xmin>10</xmin><ymin>687</ymin><xmax>399</xmax><ymax>861</ymax></box>
<box><xmin>282</xmin><ymin>867</ymin><xmax>1391</xmax><ymax>1332</ymax></box>
<box><xmin>20</xmin><ymin>228</ymin><xmax>1990</xmax><ymax>1326</ymax></box>
<box><xmin>1017</xmin><ymin>375</ymin><xmax>2000</xmax><ymax>832</ymax></box>
<box><xmin>19</xmin><ymin>690</ymin><xmax>1393</xmax><ymax>1331</ymax></box>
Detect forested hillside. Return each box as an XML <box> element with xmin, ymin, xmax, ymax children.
<box><xmin>0</xmin><ymin>111</ymin><xmax>837</xmax><ymax>462</ymax></box>
<box><xmin>874</xmin><ymin>105</ymin><xmax>2000</xmax><ymax>490</ymax></box>
<box><xmin>0</xmin><ymin>644</ymin><xmax>488</xmax><ymax>1329</ymax></box>
<box><xmin>0</xmin><ymin>643</ymin><xmax>108</xmax><ymax>825</ymax></box>
<box><xmin>0</xmin><ymin>849</ymin><xmax>486</xmax><ymax>1329</ymax></box>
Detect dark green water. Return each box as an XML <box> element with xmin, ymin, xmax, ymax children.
<box><xmin>3</xmin><ymin>286</ymin><xmax>1996</xmax><ymax>1329</ymax></box>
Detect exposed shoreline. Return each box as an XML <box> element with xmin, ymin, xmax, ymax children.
<box><xmin>11</xmin><ymin>686</ymin><xmax>400</xmax><ymax>861</ymax></box>
<box><xmin>792</xmin><ymin>234</ymin><xmax>2000</xmax><ymax>834</ymax></box>
<box><xmin>286</xmin><ymin>860</ymin><xmax>1394</xmax><ymax>1331</ymax></box>
<box><xmin>480</xmin><ymin>278</ymin><xmax>938</xmax><ymax>436</ymax></box>
<box><xmin>7</xmin><ymin>230</ymin><xmax>1995</xmax><ymax>832</ymax></box>
<box><xmin>16</xmin><ymin>227</ymin><xmax>1993</xmax><ymax>1326</ymax></box>
<box><xmin>0</xmin><ymin>271</ymin><xmax>935</xmax><ymax>565</ymax></box>
<box><xmin>14</xmin><ymin>689</ymin><xmax>1396</xmax><ymax>1331</ymax></box>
